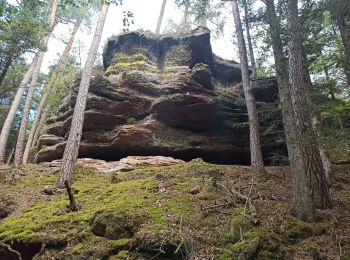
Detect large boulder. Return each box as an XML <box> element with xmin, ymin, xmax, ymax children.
<box><xmin>36</xmin><ymin>28</ymin><xmax>286</xmax><ymax>164</ymax></box>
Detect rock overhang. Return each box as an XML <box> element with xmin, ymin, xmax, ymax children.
<box><xmin>36</xmin><ymin>28</ymin><xmax>286</xmax><ymax>165</ymax></box>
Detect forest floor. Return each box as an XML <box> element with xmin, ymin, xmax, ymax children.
<box><xmin>0</xmin><ymin>159</ymin><xmax>349</xmax><ymax>259</ymax></box>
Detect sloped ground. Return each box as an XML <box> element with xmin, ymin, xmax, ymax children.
<box><xmin>0</xmin><ymin>160</ymin><xmax>349</xmax><ymax>259</ymax></box>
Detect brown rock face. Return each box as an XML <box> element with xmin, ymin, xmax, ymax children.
<box><xmin>36</xmin><ymin>28</ymin><xmax>286</xmax><ymax>164</ymax></box>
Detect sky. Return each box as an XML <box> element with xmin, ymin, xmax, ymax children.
<box><xmin>40</xmin><ymin>0</ymin><xmax>238</xmax><ymax>73</ymax></box>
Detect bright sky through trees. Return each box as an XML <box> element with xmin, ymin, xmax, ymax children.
<box><xmin>37</xmin><ymin>0</ymin><xmax>237</xmax><ymax>73</ymax></box>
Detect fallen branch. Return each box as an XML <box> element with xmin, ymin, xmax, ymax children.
<box><xmin>64</xmin><ymin>180</ymin><xmax>78</xmax><ymax>212</ymax></box>
<box><xmin>216</xmin><ymin>182</ymin><xmax>259</xmax><ymax>225</ymax></box>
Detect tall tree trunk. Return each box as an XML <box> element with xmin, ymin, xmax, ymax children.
<box><xmin>13</xmin><ymin>0</ymin><xmax>58</xmax><ymax>166</ymax></box>
<box><xmin>32</xmin><ymin>109</ymin><xmax>47</xmax><ymax>148</ymax></box>
<box><xmin>288</xmin><ymin>0</ymin><xmax>332</xmax><ymax>210</ymax></box>
<box><xmin>301</xmin><ymin>50</ymin><xmax>333</xmax><ymax>184</ymax></box>
<box><xmin>57</xmin><ymin>3</ymin><xmax>109</xmax><ymax>188</ymax></box>
<box><xmin>265</xmin><ymin>0</ymin><xmax>314</xmax><ymax>221</ymax></box>
<box><xmin>6</xmin><ymin>148</ymin><xmax>14</xmax><ymax>165</ymax></box>
<box><xmin>198</xmin><ymin>0</ymin><xmax>209</xmax><ymax>27</ymax></box>
<box><xmin>181</xmin><ymin>3</ymin><xmax>191</xmax><ymax>33</ymax></box>
<box><xmin>0</xmin><ymin>54</ymin><xmax>39</xmax><ymax>165</ymax></box>
<box><xmin>329</xmin><ymin>0</ymin><xmax>350</xmax><ymax>85</ymax></box>
<box><xmin>231</xmin><ymin>0</ymin><xmax>265</xmax><ymax>175</ymax></box>
<box><xmin>242</xmin><ymin>0</ymin><xmax>257</xmax><ymax>79</ymax></box>
<box><xmin>156</xmin><ymin>0</ymin><xmax>167</xmax><ymax>35</ymax></box>
<box><xmin>0</xmin><ymin>56</ymin><xmax>13</xmax><ymax>87</ymax></box>
<box><xmin>23</xmin><ymin>20</ymin><xmax>82</xmax><ymax>164</ymax></box>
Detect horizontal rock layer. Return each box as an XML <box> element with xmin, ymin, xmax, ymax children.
<box><xmin>37</xmin><ymin>28</ymin><xmax>285</xmax><ymax>164</ymax></box>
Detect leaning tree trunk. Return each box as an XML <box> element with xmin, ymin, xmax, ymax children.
<box><xmin>288</xmin><ymin>0</ymin><xmax>332</xmax><ymax>210</ymax></box>
<box><xmin>156</xmin><ymin>0</ymin><xmax>167</xmax><ymax>35</ymax></box>
<box><xmin>0</xmin><ymin>55</ymin><xmax>13</xmax><ymax>87</ymax></box>
<box><xmin>57</xmin><ymin>3</ymin><xmax>109</xmax><ymax>188</ymax></box>
<box><xmin>0</xmin><ymin>54</ymin><xmax>39</xmax><ymax>165</ymax></box>
<box><xmin>23</xmin><ymin>19</ymin><xmax>82</xmax><ymax>164</ymax></box>
<box><xmin>13</xmin><ymin>0</ymin><xmax>58</xmax><ymax>166</ymax></box>
<box><xmin>265</xmin><ymin>0</ymin><xmax>314</xmax><ymax>221</ymax></box>
<box><xmin>242</xmin><ymin>0</ymin><xmax>257</xmax><ymax>79</ymax></box>
<box><xmin>231</xmin><ymin>0</ymin><xmax>266</xmax><ymax>175</ymax></box>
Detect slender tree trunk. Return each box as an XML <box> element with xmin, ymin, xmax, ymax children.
<box><xmin>329</xmin><ymin>0</ymin><xmax>350</xmax><ymax>85</ymax></box>
<box><xmin>23</xmin><ymin>20</ymin><xmax>82</xmax><ymax>164</ymax></box>
<box><xmin>57</xmin><ymin>3</ymin><xmax>109</xmax><ymax>188</ymax></box>
<box><xmin>231</xmin><ymin>0</ymin><xmax>265</xmax><ymax>175</ymax></box>
<box><xmin>288</xmin><ymin>0</ymin><xmax>332</xmax><ymax>210</ymax></box>
<box><xmin>324</xmin><ymin>67</ymin><xmax>336</xmax><ymax>100</ymax></box>
<box><xmin>198</xmin><ymin>0</ymin><xmax>209</xmax><ymax>27</ymax></box>
<box><xmin>0</xmin><ymin>54</ymin><xmax>39</xmax><ymax>165</ymax></box>
<box><xmin>0</xmin><ymin>56</ymin><xmax>13</xmax><ymax>87</ymax></box>
<box><xmin>156</xmin><ymin>0</ymin><xmax>167</xmax><ymax>35</ymax></box>
<box><xmin>14</xmin><ymin>53</ymin><xmax>45</xmax><ymax>166</ymax></box>
<box><xmin>6</xmin><ymin>148</ymin><xmax>14</xmax><ymax>165</ymax></box>
<box><xmin>265</xmin><ymin>0</ymin><xmax>314</xmax><ymax>221</ymax></box>
<box><xmin>181</xmin><ymin>3</ymin><xmax>191</xmax><ymax>33</ymax></box>
<box><xmin>13</xmin><ymin>0</ymin><xmax>58</xmax><ymax>166</ymax></box>
<box><xmin>32</xmin><ymin>109</ymin><xmax>47</xmax><ymax>148</ymax></box>
<box><xmin>242</xmin><ymin>0</ymin><xmax>257</xmax><ymax>79</ymax></box>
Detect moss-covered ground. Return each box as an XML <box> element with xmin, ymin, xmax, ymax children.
<box><xmin>0</xmin><ymin>160</ymin><xmax>349</xmax><ymax>259</ymax></box>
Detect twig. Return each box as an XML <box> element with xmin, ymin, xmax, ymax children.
<box><xmin>244</xmin><ymin>173</ymin><xmax>255</xmax><ymax>214</ymax></box>
<box><xmin>216</xmin><ymin>182</ymin><xmax>259</xmax><ymax>225</ymax></box>
<box><xmin>239</xmin><ymin>226</ymin><xmax>244</xmax><ymax>242</ymax></box>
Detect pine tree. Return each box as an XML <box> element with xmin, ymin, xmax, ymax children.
<box><xmin>230</xmin><ymin>0</ymin><xmax>266</xmax><ymax>175</ymax></box>
<box><xmin>241</xmin><ymin>0</ymin><xmax>256</xmax><ymax>79</ymax></box>
<box><xmin>265</xmin><ymin>0</ymin><xmax>314</xmax><ymax>220</ymax></box>
<box><xmin>13</xmin><ymin>0</ymin><xmax>58</xmax><ymax>166</ymax></box>
<box><xmin>0</xmin><ymin>54</ymin><xmax>39</xmax><ymax>164</ymax></box>
<box><xmin>22</xmin><ymin>19</ymin><xmax>82</xmax><ymax>164</ymax></box>
<box><xmin>287</xmin><ymin>0</ymin><xmax>332</xmax><ymax>210</ymax></box>
<box><xmin>57</xmin><ymin>2</ymin><xmax>110</xmax><ymax>188</ymax></box>
<box><xmin>156</xmin><ymin>0</ymin><xmax>167</xmax><ymax>35</ymax></box>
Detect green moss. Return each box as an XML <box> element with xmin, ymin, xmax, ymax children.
<box><xmin>0</xmin><ymin>161</ymin><xmax>338</xmax><ymax>259</ymax></box>
<box><xmin>109</xmin><ymin>250</ymin><xmax>133</xmax><ymax>259</ymax></box>
<box><xmin>106</xmin><ymin>61</ymin><xmax>147</xmax><ymax>76</ymax></box>
<box><xmin>112</xmin><ymin>53</ymin><xmax>148</xmax><ymax>64</ymax></box>
<box><xmin>105</xmin><ymin>53</ymin><xmax>152</xmax><ymax>76</ymax></box>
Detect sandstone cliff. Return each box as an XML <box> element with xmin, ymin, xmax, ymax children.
<box><xmin>36</xmin><ymin>28</ymin><xmax>285</xmax><ymax>164</ymax></box>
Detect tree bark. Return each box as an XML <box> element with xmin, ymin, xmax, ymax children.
<box><xmin>288</xmin><ymin>0</ymin><xmax>332</xmax><ymax>210</ymax></box>
<box><xmin>242</xmin><ymin>0</ymin><xmax>257</xmax><ymax>79</ymax></box>
<box><xmin>231</xmin><ymin>0</ymin><xmax>265</xmax><ymax>175</ymax></box>
<box><xmin>0</xmin><ymin>54</ymin><xmax>39</xmax><ymax>165</ymax></box>
<box><xmin>23</xmin><ymin>20</ymin><xmax>82</xmax><ymax>164</ymax></box>
<box><xmin>0</xmin><ymin>56</ymin><xmax>13</xmax><ymax>87</ymax></box>
<box><xmin>265</xmin><ymin>0</ymin><xmax>314</xmax><ymax>221</ymax></box>
<box><xmin>64</xmin><ymin>181</ymin><xmax>78</xmax><ymax>211</ymax></box>
<box><xmin>57</xmin><ymin>3</ymin><xmax>109</xmax><ymax>188</ymax></box>
<box><xmin>156</xmin><ymin>0</ymin><xmax>167</xmax><ymax>35</ymax></box>
<box><xmin>13</xmin><ymin>0</ymin><xmax>58</xmax><ymax>166</ymax></box>
<box><xmin>301</xmin><ymin>49</ymin><xmax>334</xmax><ymax>184</ymax></box>
<box><xmin>328</xmin><ymin>0</ymin><xmax>350</xmax><ymax>85</ymax></box>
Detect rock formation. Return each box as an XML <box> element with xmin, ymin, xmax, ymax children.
<box><xmin>36</xmin><ymin>28</ymin><xmax>285</xmax><ymax>164</ymax></box>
